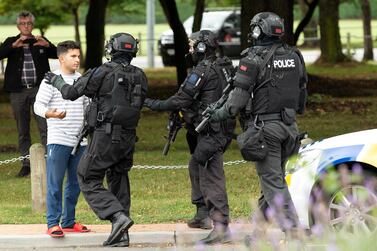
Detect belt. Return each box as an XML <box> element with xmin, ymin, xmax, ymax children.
<box><xmin>22</xmin><ymin>84</ymin><xmax>35</xmax><ymax>89</ymax></box>
<box><xmin>97</xmin><ymin>123</ymin><xmax>136</xmax><ymax>133</ymax></box>
<box><xmin>248</xmin><ymin>113</ymin><xmax>282</xmax><ymax>129</ymax></box>
<box><xmin>255</xmin><ymin>113</ymin><xmax>282</xmax><ymax>122</ymax></box>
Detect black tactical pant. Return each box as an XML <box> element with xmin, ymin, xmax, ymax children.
<box><xmin>253</xmin><ymin>121</ymin><xmax>300</xmax><ymax>230</ymax></box>
<box><xmin>77</xmin><ymin>127</ymin><xmax>136</xmax><ymax>220</ymax></box>
<box><xmin>190</xmin><ymin>133</ymin><xmax>230</xmax><ymax>226</ymax></box>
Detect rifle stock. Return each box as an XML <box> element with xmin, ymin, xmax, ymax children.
<box><xmin>195</xmin><ymin>83</ymin><xmax>232</xmax><ymax>133</ymax></box>
<box><xmin>71</xmin><ymin>123</ymin><xmax>88</xmax><ymax>155</ymax></box>
<box><xmin>162</xmin><ymin>111</ymin><xmax>183</xmax><ymax>156</ymax></box>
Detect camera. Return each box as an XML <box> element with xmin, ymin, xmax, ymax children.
<box><xmin>23</xmin><ymin>37</ymin><xmax>37</xmax><ymax>45</ymax></box>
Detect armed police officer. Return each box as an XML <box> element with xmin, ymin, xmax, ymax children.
<box><xmin>144</xmin><ymin>30</ymin><xmax>235</xmax><ymax>244</ymax></box>
<box><xmin>44</xmin><ymin>33</ymin><xmax>148</xmax><ymax>247</ymax></box>
<box><xmin>209</xmin><ymin>12</ymin><xmax>308</xmax><ymax>233</ymax></box>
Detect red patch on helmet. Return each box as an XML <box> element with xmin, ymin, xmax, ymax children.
<box><xmin>275</xmin><ymin>28</ymin><xmax>282</xmax><ymax>34</ymax></box>
<box><xmin>124</xmin><ymin>43</ymin><xmax>133</xmax><ymax>49</ymax></box>
<box><xmin>240</xmin><ymin>65</ymin><xmax>248</xmax><ymax>71</ymax></box>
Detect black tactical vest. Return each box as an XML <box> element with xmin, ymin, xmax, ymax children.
<box><xmin>97</xmin><ymin>62</ymin><xmax>144</xmax><ymax>129</ymax></box>
<box><xmin>182</xmin><ymin>56</ymin><xmax>235</xmax><ymax>132</ymax></box>
<box><xmin>252</xmin><ymin>45</ymin><xmax>302</xmax><ymax>114</ymax></box>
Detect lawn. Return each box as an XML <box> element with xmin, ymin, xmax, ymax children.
<box><xmin>1</xmin><ymin>95</ymin><xmax>377</xmax><ymax>224</ymax></box>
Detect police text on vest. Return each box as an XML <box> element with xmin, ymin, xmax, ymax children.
<box><xmin>273</xmin><ymin>59</ymin><xmax>295</xmax><ymax>69</ymax></box>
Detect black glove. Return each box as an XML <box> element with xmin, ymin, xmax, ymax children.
<box><xmin>44</xmin><ymin>72</ymin><xmax>66</xmax><ymax>91</ymax></box>
<box><xmin>144</xmin><ymin>98</ymin><xmax>156</xmax><ymax>109</ymax></box>
<box><xmin>44</xmin><ymin>72</ymin><xmax>56</xmax><ymax>85</ymax></box>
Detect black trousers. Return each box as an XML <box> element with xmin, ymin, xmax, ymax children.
<box><xmin>190</xmin><ymin>133</ymin><xmax>230</xmax><ymax>225</ymax></box>
<box><xmin>10</xmin><ymin>87</ymin><xmax>47</xmax><ymax>166</ymax></box>
<box><xmin>77</xmin><ymin>128</ymin><xmax>135</xmax><ymax>220</ymax></box>
<box><xmin>253</xmin><ymin>121</ymin><xmax>300</xmax><ymax>230</ymax></box>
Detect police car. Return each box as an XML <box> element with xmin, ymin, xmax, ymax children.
<box><xmin>286</xmin><ymin>129</ymin><xmax>377</xmax><ymax>233</ymax></box>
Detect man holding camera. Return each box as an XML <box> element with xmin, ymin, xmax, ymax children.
<box><xmin>0</xmin><ymin>11</ymin><xmax>57</xmax><ymax>177</ymax></box>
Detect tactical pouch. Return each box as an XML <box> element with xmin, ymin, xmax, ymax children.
<box><xmin>281</xmin><ymin>108</ymin><xmax>296</xmax><ymax>125</ymax></box>
<box><xmin>111</xmin><ymin>105</ymin><xmax>140</xmax><ymax>129</ymax></box>
<box><xmin>85</xmin><ymin>102</ymin><xmax>98</xmax><ymax>131</ymax></box>
<box><xmin>237</xmin><ymin>127</ymin><xmax>268</xmax><ymax>161</ymax></box>
<box><xmin>192</xmin><ymin>135</ymin><xmax>227</xmax><ymax>166</ymax></box>
<box><xmin>131</xmin><ymin>84</ymin><xmax>142</xmax><ymax>108</ymax></box>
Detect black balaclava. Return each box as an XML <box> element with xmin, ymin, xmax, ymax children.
<box><xmin>112</xmin><ymin>52</ymin><xmax>133</xmax><ymax>64</ymax></box>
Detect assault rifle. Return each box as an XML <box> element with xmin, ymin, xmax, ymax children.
<box><xmin>195</xmin><ymin>68</ymin><xmax>233</xmax><ymax>133</ymax></box>
<box><xmin>71</xmin><ymin>122</ymin><xmax>89</xmax><ymax>155</ymax></box>
<box><xmin>162</xmin><ymin>111</ymin><xmax>183</xmax><ymax>155</ymax></box>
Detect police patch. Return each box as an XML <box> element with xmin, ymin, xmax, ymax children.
<box><xmin>240</xmin><ymin>65</ymin><xmax>248</xmax><ymax>71</ymax></box>
<box><xmin>187</xmin><ymin>73</ymin><xmax>200</xmax><ymax>86</ymax></box>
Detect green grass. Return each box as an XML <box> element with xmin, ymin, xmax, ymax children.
<box><xmin>1</xmin><ymin>95</ymin><xmax>377</xmax><ymax>224</ymax></box>
<box><xmin>307</xmin><ymin>61</ymin><xmax>377</xmax><ymax>79</ymax></box>
<box><xmin>0</xmin><ymin>106</ymin><xmax>257</xmax><ymax>224</ymax></box>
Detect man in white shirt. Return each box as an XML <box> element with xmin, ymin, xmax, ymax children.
<box><xmin>34</xmin><ymin>41</ymin><xmax>89</xmax><ymax>238</ymax></box>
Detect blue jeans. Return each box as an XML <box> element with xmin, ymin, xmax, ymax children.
<box><xmin>46</xmin><ymin>144</ymin><xmax>85</xmax><ymax>228</ymax></box>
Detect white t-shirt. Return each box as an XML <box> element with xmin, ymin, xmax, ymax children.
<box><xmin>34</xmin><ymin>70</ymin><xmax>90</xmax><ymax>147</ymax></box>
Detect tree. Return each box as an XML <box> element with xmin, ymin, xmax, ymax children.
<box><xmin>159</xmin><ymin>0</ymin><xmax>189</xmax><ymax>85</ymax></box>
<box><xmin>267</xmin><ymin>0</ymin><xmax>294</xmax><ymax>45</ymax></box>
<box><xmin>240</xmin><ymin>0</ymin><xmax>294</xmax><ymax>49</ymax></box>
<box><xmin>295</xmin><ymin>0</ymin><xmax>319</xmax><ymax>47</ymax></box>
<box><xmin>0</xmin><ymin>0</ymin><xmax>67</xmax><ymax>35</ymax></box>
<box><xmin>240</xmin><ymin>0</ymin><xmax>263</xmax><ymax>50</ymax></box>
<box><xmin>192</xmin><ymin>0</ymin><xmax>205</xmax><ymax>32</ymax></box>
<box><xmin>84</xmin><ymin>0</ymin><xmax>108</xmax><ymax>70</ymax></box>
<box><xmin>359</xmin><ymin>0</ymin><xmax>374</xmax><ymax>60</ymax></box>
<box><xmin>61</xmin><ymin>0</ymin><xmax>86</xmax><ymax>48</ymax></box>
<box><xmin>318</xmin><ymin>0</ymin><xmax>347</xmax><ymax>63</ymax></box>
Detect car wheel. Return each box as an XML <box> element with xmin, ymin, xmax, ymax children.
<box><xmin>328</xmin><ymin>184</ymin><xmax>377</xmax><ymax>234</ymax></box>
<box><xmin>310</xmin><ymin>166</ymin><xmax>377</xmax><ymax>234</ymax></box>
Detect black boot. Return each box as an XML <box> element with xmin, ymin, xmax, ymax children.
<box><xmin>103</xmin><ymin>212</ymin><xmax>133</xmax><ymax>246</ymax></box>
<box><xmin>187</xmin><ymin>205</ymin><xmax>212</xmax><ymax>229</ymax></box>
<box><xmin>16</xmin><ymin>166</ymin><xmax>30</xmax><ymax>177</ymax></box>
<box><xmin>199</xmin><ymin>224</ymin><xmax>232</xmax><ymax>245</ymax></box>
<box><xmin>108</xmin><ymin>231</ymin><xmax>130</xmax><ymax>247</ymax></box>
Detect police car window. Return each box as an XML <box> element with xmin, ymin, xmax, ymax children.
<box><xmin>224</xmin><ymin>14</ymin><xmax>240</xmax><ymax>29</ymax></box>
<box><xmin>183</xmin><ymin>11</ymin><xmax>231</xmax><ymax>31</ymax></box>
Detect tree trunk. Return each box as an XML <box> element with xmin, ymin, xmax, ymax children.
<box><xmin>360</xmin><ymin>0</ymin><xmax>374</xmax><ymax>61</ymax></box>
<box><xmin>159</xmin><ymin>0</ymin><xmax>188</xmax><ymax>86</ymax></box>
<box><xmin>240</xmin><ymin>0</ymin><xmax>265</xmax><ymax>50</ymax></box>
<box><xmin>240</xmin><ymin>0</ymin><xmax>294</xmax><ymax>48</ymax></box>
<box><xmin>267</xmin><ymin>0</ymin><xmax>294</xmax><ymax>45</ymax></box>
<box><xmin>192</xmin><ymin>0</ymin><xmax>205</xmax><ymax>32</ymax></box>
<box><xmin>318</xmin><ymin>0</ymin><xmax>346</xmax><ymax>63</ymax></box>
<box><xmin>296</xmin><ymin>0</ymin><xmax>319</xmax><ymax>47</ymax></box>
<box><xmin>72</xmin><ymin>7</ymin><xmax>84</xmax><ymax>67</ymax></box>
<box><xmin>85</xmin><ymin>0</ymin><xmax>108</xmax><ymax>70</ymax></box>
<box><xmin>72</xmin><ymin>7</ymin><xmax>81</xmax><ymax>47</ymax></box>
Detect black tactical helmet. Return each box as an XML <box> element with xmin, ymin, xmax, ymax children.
<box><xmin>189</xmin><ymin>30</ymin><xmax>218</xmax><ymax>54</ymax></box>
<box><xmin>105</xmin><ymin>32</ymin><xmax>139</xmax><ymax>57</ymax></box>
<box><xmin>250</xmin><ymin>12</ymin><xmax>284</xmax><ymax>39</ymax></box>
